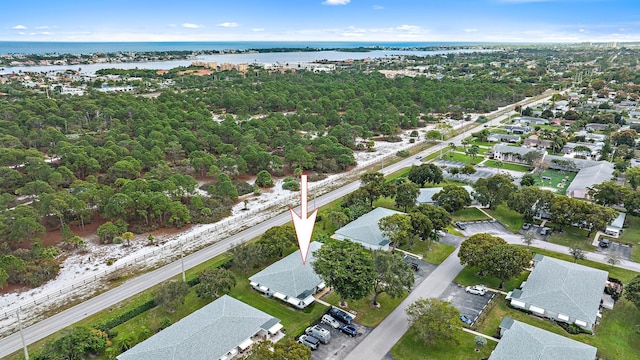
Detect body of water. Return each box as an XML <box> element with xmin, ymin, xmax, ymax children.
<box><xmin>0</xmin><ymin>41</ymin><xmax>487</xmax><ymax>55</ymax></box>
<box><xmin>1</xmin><ymin>49</ymin><xmax>493</xmax><ymax>75</ymax></box>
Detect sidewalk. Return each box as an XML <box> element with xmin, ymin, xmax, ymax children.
<box><xmin>462</xmin><ymin>327</ymin><xmax>499</xmax><ymax>342</ymax></box>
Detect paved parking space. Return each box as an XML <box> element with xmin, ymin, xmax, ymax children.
<box><xmin>439</xmin><ymin>282</ymin><xmax>494</xmax><ymax>325</ymax></box>
<box><xmin>595</xmin><ymin>241</ymin><xmax>633</xmax><ymax>261</ymax></box>
<box><xmin>458</xmin><ymin>220</ymin><xmax>512</xmax><ymax>238</ymax></box>
<box><xmin>311</xmin><ymin>322</ymin><xmax>373</xmax><ymax>360</ymax></box>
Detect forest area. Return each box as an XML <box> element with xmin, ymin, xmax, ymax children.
<box><xmin>0</xmin><ymin>67</ymin><xmax>539</xmax><ymax>290</ymax></box>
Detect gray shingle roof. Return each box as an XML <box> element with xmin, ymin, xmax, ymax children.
<box><xmin>565</xmin><ymin>161</ymin><xmax>614</xmax><ymax>195</ymax></box>
<box><xmin>249</xmin><ymin>241</ymin><xmax>323</xmax><ymax>299</ymax></box>
<box><xmin>492</xmin><ymin>144</ymin><xmax>540</xmax><ymax>156</ymax></box>
<box><xmin>512</xmin><ymin>256</ymin><xmax>608</xmax><ymax>325</ymax></box>
<box><xmin>117</xmin><ymin>295</ymin><xmax>279</xmax><ymax>360</ymax></box>
<box><xmin>491</xmin><ymin>318</ymin><xmax>597</xmax><ymax>360</ymax></box>
<box><xmin>333</xmin><ymin>207</ymin><xmax>403</xmax><ymax>249</ymax></box>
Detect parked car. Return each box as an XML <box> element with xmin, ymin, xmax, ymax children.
<box><xmin>329</xmin><ymin>307</ymin><xmax>354</xmax><ymax>324</ymax></box>
<box><xmin>298</xmin><ymin>334</ymin><xmax>320</xmax><ymax>350</ymax></box>
<box><xmin>415</xmin><ymin>155</ymin><xmax>423</xmax><ymax>160</ymax></box>
<box><xmin>599</xmin><ymin>239</ymin><xmax>611</xmax><ymax>248</ymax></box>
<box><xmin>459</xmin><ymin>314</ymin><xmax>473</xmax><ymax>325</ymax></box>
<box><xmin>540</xmin><ymin>227</ymin><xmax>550</xmax><ymax>235</ymax></box>
<box><xmin>465</xmin><ymin>284</ymin><xmax>487</xmax><ymax>296</ymax></box>
<box><xmin>522</xmin><ymin>223</ymin><xmax>531</xmax><ymax>230</ymax></box>
<box><xmin>321</xmin><ymin>314</ymin><xmax>341</xmax><ymax>329</ymax></box>
<box><xmin>402</xmin><ymin>255</ymin><xmax>420</xmax><ymax>271</ymax></box>
<box><xmin>455</xmin><ymin>222</ymin><xmax>467</xmax><ymax>230</ymax></box>
<box><xmin>339</xmin><ymin>324</ymin><xmax>358</xmax><ymax>337</ymax></box>
<box><xmin>305</xmin><ymin>325</ymin><xmax>331</xmax><ymax>344</ymax></box>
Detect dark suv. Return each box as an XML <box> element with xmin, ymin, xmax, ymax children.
<box><xmin>599</xmin><ymin>239</ymin><xmax>611</xmax><ymax>248</ymax></box>
<box><xmin>455</xmin><ymin>222</ymin><xmax>467</xmax><ymax>230</ymax></box>
<box><xmin>329</xmin><ymin>307</ymin><xmax>354</xmax><ymax>325</ymax></box>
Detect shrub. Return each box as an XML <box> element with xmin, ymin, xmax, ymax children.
<box><xmin>159</xmin><ymin>317</ymin><xmax>172</xmax><ymax>331</ymax></box>
<box><xmin>396</xmin><ymin>150</ymin><xmax>409</xmax><ymax>157</ymax></box>
<box><xmin>95</xmin><ymin>299</ymin><xmax>157</xmax><ymax>331</ymax></box>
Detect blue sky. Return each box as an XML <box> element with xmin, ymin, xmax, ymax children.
<box><xmin>1</xmin><ymin>0</ymin><xmax>639</xmax><ymax>42</ymax></box>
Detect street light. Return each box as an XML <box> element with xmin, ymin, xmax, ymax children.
<box><xmin>180</xmin><ymin>242</ymin><xmax>186</xmax><ymax>282</ymax></box>
<box><xmin>17</xmin><ymin>309</ymin><xmax>29</xmax><ymax>360</ymax></box>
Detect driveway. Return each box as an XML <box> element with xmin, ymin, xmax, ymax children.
<box><xmin>311</xmin><ymin>322</ymin><xmax>373</xmax><ymax>360</ymax></box>
<box><xmin>440</xmin><ymin>233</ymin><xmax>465</xmax><ymax>248</ymax></box>
<box><xmin>439</xmin><ymin>282</ymin><xmax>494</xmax><ymax>325</ymax></box>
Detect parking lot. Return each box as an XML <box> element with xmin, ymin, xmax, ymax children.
<box><xmin>457</xmin><ymin>220</ymin><xmax>512</xmax><ymax>238</ymax></box>
<box><xmin>439</xmin><ymin>282</ymin><xmax>494</xmax><ymax>325</ymax></box>
<box><xmin>311</xmin><ymin>321</ymin><xmax>372</xmax><ymax>360</ymax></box>
<box><xmin>434</xmin><ymin>160</ymin><xmax>524</xmax><ymax>183</ymax></box>
<box><xmin>402</xmin><ymin>256</ymin><xmax>438</xmax><ymax>288</ymax></box>
<box><xmin>596</xmin><ymin>240</ymin><xmax>633</xmax><ymax>261</ymax></box>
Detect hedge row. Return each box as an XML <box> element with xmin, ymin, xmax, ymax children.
<box><xmin>95</xmin><ymin>298</ymin><xmax>157</xmax><ymax>332</ymax></box>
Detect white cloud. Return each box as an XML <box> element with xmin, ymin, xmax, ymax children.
<box><xmin>322</xmin><ymin>0</ymin><xmax>350</xmax><ymax>5</ymax></box>
<box><xmin>18</xmin><ymin>32</ymin><xmax>26</xmax><ymax>35</ymax></box>
<box><xmin>40</xmin><ymin>32</ymin><xmax>52</xmax><ymax>35</ymax></box>
<box><xmin>35</xmin><ymin>26</ymin><xmax>49</xmax><ymax>30</ymax></box>
<box><xmin>168</xmin><ymin>24</ymin><xmax>177</xmax><ymax>28</ymax></box>
<box><xmin>12</xmin><ymin>25</ymin><xmax>27</xmax><ymax>30</ymax></box>
<box><xmin>217</xmin><ymin>22</ymin><xmax>239</xmax><ymax>28</ymax></box>
<box><xmin>579</xmin><ymin>28</ymin><xmax>585</xmax><ymax>32</ymax></box>
<box><xmin>396</xmin><ymin>25</ymin><xmax>421</xmax><ymax>32</ymax></box>
<box><xmin>465</xmin><ymin>28</ymin><xmax>478</xmax><ymax>32</ymax></box>
<box><xmin>182</xmin><ymin>23</ymin><xmax>204</xmax><ymax>29</ymax></box>
<box><xmin>373</xmin><ymin>5</ymin><xmax>384</xmax><ymax>10</ymax></box>
<box><xmin>252</xmin><ymin>28</ymin><xmax>265</xmax><ymax>32</ymax></box>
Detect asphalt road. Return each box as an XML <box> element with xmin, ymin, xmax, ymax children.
<box><xmin>0</xmin><ymin>94</ymin><xmax>552</xmax><ymax>358</ymax></box>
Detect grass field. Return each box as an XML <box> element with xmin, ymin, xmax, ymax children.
<box><xmin>485</xmin><ymin>204</ymin><xmax>525</xmax><ymax>233</ymax></box>
<box><xmin>616</xmin><ymin>214</ymin><xmax>640</xmax><ymax>247</ymax></box>
<box><xmin>399</xmin><ymin>240</ymin><xmax>456</xmax><ymax>265</ymax></box>
<box><xmin>455</xmin><ymin>266</ymin><xmax>531</xmax><ymax>291</ymax></box>
<box><xmin>446</xmin><ymin>152</ymin><xmax>482</xmax><ymax>164</ymax></box>
<box><xmin>545</xmin><ymin>225</ymin><xmax>597</xmax><ymax>251</ymax></box>
<box><xmin>391</xmin><ymin>326</ymin><xmax>496</xmax><ymax>360</ymax></box>
<box><xmin>483</xmin><ymin>160</ymin><xmax>530</xmax><ymax>172</ymax></box>
<box><xmin>323</xmin><ymin>291</ymin><xmax>405</xmax><ymax>328</ymax></box>
<box><xmin>451</xmin><ymin>207</ymin><xmax>492</xmax><ymax>222</ymax></box>
<box><xmin>534</xmin><ymin>169</ymin><xmax>577</xmax><ymax>195</ymax></box>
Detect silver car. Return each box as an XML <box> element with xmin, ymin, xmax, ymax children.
<box><xmin>321</xmin><ymin>314</ymin><xmax>341</xmax><ymax>329</ymax></box>
<box><xmin>465</xmin><ymin>285</ymin><xmax>487</xmax><ymax>296</ymax></box>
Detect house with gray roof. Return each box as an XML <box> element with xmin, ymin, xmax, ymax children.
<box><xmin>503</xmin><ymin>125</ymin><xmax>532</xmax><ymax>134</ymax></box>
<box><xmin>564</xmin><ymin>161</ymin><xmax>614</xmax><ymax>199</ymax></box>
<box><xmin>117</xmin><ymin>295</ymin><xmax>283</xmax><ymax>360</ymax></box>
<box><xmin>507</xmin><ymin>255</ymin><xmax>608</xmax><ymax>331</ymax></box>
<box><xmin>491</xmin><ymin>144</ymin><xmax>541</xmax><ymax>163</ymax></box>
<box><xmin>490</xmin><ymin>317</ymin><xmax>597</xmax><ymax>360</ymax></box>
<box><xmin>249</xmin><ymin>241</ymin><xmax>325</xmax><ymax>309</ymax></box>
<box><xmin>417</xmin><ymin>186</ymin><xmax>477</xmax><ymax>206</ymax></box>
<box><xmin>514</xmin><ymin>116</ymin><xmax>549</xmax><ymax>126</ymax></box>
<box><xmin>332</xmin><ymin>207</ymin><xmax>403</xmax><ymax>251</ymax></box>
<box><xmin>605</xmin><ymin>212</ymin><xmax>626</xmax><ymax>238</ymax></box>
<box><xmin>487</xmin><ymin>133</ymin><xmax>521</xmax><ymax>143</ymax></box>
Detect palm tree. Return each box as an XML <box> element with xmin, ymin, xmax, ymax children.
<box><xmin>448</xmin><ymin>142</ymin><xmax>457</xmax><ymax>152</ymax></box>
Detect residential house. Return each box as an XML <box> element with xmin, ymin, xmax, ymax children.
<box><xmin>575</xmin><ymin>130</ymin><xmax>607</xmax><ymax>142</ymax></box>
<box><xmin>584</xmin><ymin>123</ymin><xmax>608</xmax><ymax>132</ymax></box>
<box><xmin>507</xmin><ymin>255</ymin><xmax>608</xmax><ymax>331</ymax></box>
<box><xmin>332</xmin><ymin>207</ymin><xmax>403</xmax><ymax>251</ymax></box>
<box><xmin>604</xmin><ymin>212</ymin><xmax>626</xmax><ymax>238</ymax></box>
<box><xmin>561</xmin><ymin>142</ymin><xmax>602</xmax><ymax>159</ymax></box>
<box><xmin>523</xmin><ymin>135</ymin><xmax>552</xmax><ymax>149</ymax></box>
<box><xmin>503</xmin><ymin>125</ymin><xmax>533</xmax><ymax>134</ymax></box>
<box><xmin>514</xmin><ymin>116</ymin><xmax>549</xmax><ymax>126</ymax></box>
<box><xmin>416</xmin><ymin>186</ymin><xmax>477</xmax><ymax>206</ymax></box>
<box><xmin>487</xmin><ymin>133</ymin><xmax>521</xmax><ymax>143</ymax></box>
<box><xmin>249</xmin><ymin>241</ymin><xmax>325</xmax><ymax>309</ymax></box>
<box><xmin>563</xmin><ymin>161</ymin><xmax>614</xmax><ymax>199</ymax></box>
<box><xmin>489</xmin><ymin>317</ymin><xmax>597</xmax><ymax>360</ymax></box>
<box><xmin>491</xmin><ymin>144</ymin><xmax>541</xmax><ymax>163</ymax></box>
<box><xmin>117</xmin><ymin>295</ymin><xmax>284</xmax><ymax>360</ymax></box>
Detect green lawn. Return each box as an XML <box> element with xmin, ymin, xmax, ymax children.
<box><xmin>533</xmin><ymin>169</ymin><xmax>577</xmax><ymax>195</ymax></box>
<box><xmin>372</xmin><ymin>196</ymin><xmax>396</xmax><ymax>210</ymax></box>
<box><xmin>476</xmin><ymin>296</ymin><xmax>640</xmax><ymax>360</ymax></box>
<box><xmin>546</xmin><ymin>225</ymin><xmax>597</xmax><ymax>251</ymax></box>
<box><xmin>451</xmin><ymin>207</ymin><xmax>492</xmax><ymax>222</ymax></box>
<box><xmin>446</xmin><ymin>152</ymin><xmax>482</xmax><ymax>164</ymax></box>
<box><xmin>455</xmin><ymin>266</ymin><xmax>531</xmax><ymax>291</ymax></box>
<box><xmin>485</xmin><ymin>204</ymin><xmax>524</xmax><ymax>233</ymax></box>
<box><xmin>399</xmin><ymin>240</ymin><xmax>456</xmax><ymax>265</ymax></box>
<box><xmin>470</xmin><ymin>140</ymin><xmax>495</xmax><ymax>147</ymax></box>
<box><xmin>483</xmin><ymin>160</ymin><xmax>530</xmax><ymax>172</ymax></box>
<box><xmin>391</xmin><ymin>327</ymin><xmax>496</xmax><ymax>360</ymax></box>
<box><xmin>323</xmin><ymin>291</ymin><xmax>405</xmax><ymax>328</ymax></box>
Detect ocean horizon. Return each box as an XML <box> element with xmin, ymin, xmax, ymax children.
<box><xmin>0</xmin><ymin>41</ymin><xmax>490</xmax><ymax>55</ymax></box>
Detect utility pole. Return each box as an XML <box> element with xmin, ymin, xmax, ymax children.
<box><xmin>17</xmin><ymin>310</ymin><xmax>29</xmax><ymax>360</ymax></box>
<box><xmin>180</xmin><ymin>242</ymin><xmax>186</xmax><ymax>282</ymax></box>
